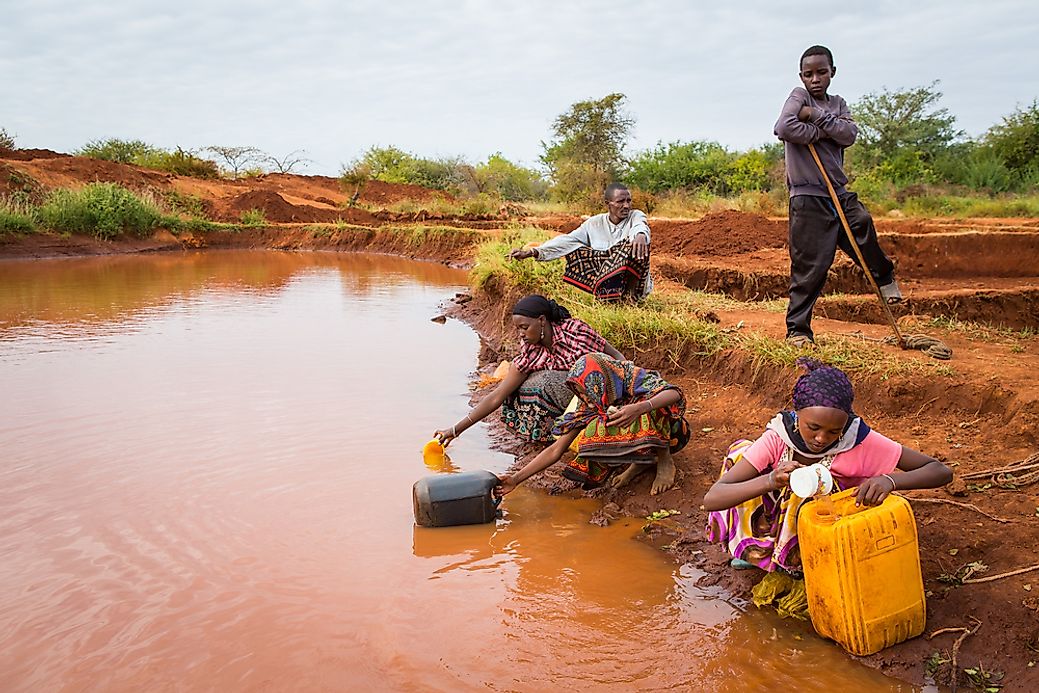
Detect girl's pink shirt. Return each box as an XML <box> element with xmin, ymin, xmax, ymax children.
<box><xmin>741</xmin><ymin>428</ymin><xmax>902</xmax><ymax>488</ymax></box>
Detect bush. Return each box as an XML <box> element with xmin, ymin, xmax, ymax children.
<box><xmin>36</xmin><ymin>183</ymin><xmax>164</xmax><ymax>239</ymax></box>
<box><xmin>239</xmin><ymin>208</ymin><xmax>266</xmax><ymax>226</ymax></box>
<box><xmin>473</xmin><ymin>153</ymin><xmax>548</xmax><ymax>201</ymax></box>
<box><xmin>0</xmin><ymin>128</ymin><xmax>15</xmax><ymax>152</ymax></box>
<box><xmin>986</xmin><ymin>100</ymin><xmax>1039</xmax><ymax>173</ymax></box>
<box><xmin>77</xmin><ymin>138</ymin><xmax>160</xmax><ymax>163</ymax></box>
<box><xmin>0</xmin><ymin>197</ymin><xmax>34</xmax><ymax>233</ymax></box>
<box><xmin>134</xmin><ymin>147</ymin><xmax>220</xmax><ymax>178</ymax></box>
<box><xmin>342</xmin><ymin>146</ymin><xmax>475</xmax><ymax>193</ymax></box>
<box><xmin>624</xmin><ymin>140</ymin><xmax>780</xmax><ymax>196</ymax></box>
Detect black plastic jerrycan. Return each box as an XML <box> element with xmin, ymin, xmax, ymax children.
<box><xmin>413</xmin><ymin>470</ymin><xmax>501</xmax><ymax>527</ymax></box>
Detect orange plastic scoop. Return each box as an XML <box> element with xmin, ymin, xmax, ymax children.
<box><xmin>423</xmin><ymin>439</ymin><xmax>445</xmax><ymax>456</ymax></box>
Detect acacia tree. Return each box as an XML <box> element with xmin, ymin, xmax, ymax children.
<box><xmin>204</xmin><ymin>145</ymin><xmax>265</xmax><ymax>179</ymax></box>
<box><xmin>853</xmin><ymin>82</ymin><xmax>961</xmax><ymax>168</ymax></box>
<box><xmin>541</xmin><ymin>93</ymin><xmax>634</xmax><ymax>205</ymax></box>
<box><xmin>266</xmin><ymin>150</ymin><xmax>312</xmax><ymax>174</ymax></box>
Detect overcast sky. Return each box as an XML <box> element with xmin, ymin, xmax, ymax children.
<box><xmin>4</xmin><ymin>0</ymin><xmax>1038</xmax><ymax>176</ymax></box>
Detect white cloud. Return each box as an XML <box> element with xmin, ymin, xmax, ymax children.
<box><xmin>2</xmin><ymin>0</ymin><xmax>1037</xmax><ymax>174</ymax></box>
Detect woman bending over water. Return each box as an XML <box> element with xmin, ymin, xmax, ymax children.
<box><xmin>495</xmin><ymin>352</ymin><xmax>691</xmax><ymax>497</ymax></box>
<box><xmin>703</xmin><ymin>358</ymin><xmax>951</xmax><ymax>575</ymax></box>
<box><xmin>435</xmin><ymin>295</ymin><xmax>622</xmax><ymax>446</ymax></box>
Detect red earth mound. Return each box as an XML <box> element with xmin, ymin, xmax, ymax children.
<box><xmin>0</xmin><ymin>148</ymin><xmax>68</xmax><ymax>161</ymax></box>
<box><xmin>222</xmin><ymin>190</ymin><xmax>378</xmax><ymax>225</ymax></box>
<box><xmin>652</xmin><ymin>210</ymin><xmax>788</xmax><ymax>256</ymax></box>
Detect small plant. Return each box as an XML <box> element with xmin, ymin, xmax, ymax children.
<box><xmin>937</xmin><ymin>561</ymin><xmax>989</xmax><ymax>586</ymax></box>
<box><xmin>0</xmin><ymin>196</ymin><xmax>35</xmax><ymax>233</ymax></box>
<box><xmin>0</xmin><ymin>127</ymin><xmax>15</xmax><ymax>152</ymax></box>
<box><xmin>962</xmin><ymin>663</ymin><xmax>1004</xmax><ymax>691</ymax></box>
<box><xmin>643</xmin><ymin>509</ymin><xmax>681</xmax><ymax>531</ymax></box>
<box><xmin>239</xmin><ymin>208</ymin><xmax>267</xmax><ymax>227</ymax></box>
<box><xmin>925</xmin><ymin>650</ymin><xmax>951</xmax><ymax>679</ymax></box>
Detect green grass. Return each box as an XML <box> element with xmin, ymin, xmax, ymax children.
<box><xmin>469</xmin><ymin>232</ymin><xmax>950</xmax><ymax>379</ymax></box>
<box><xmin>238</xmin><ymin>208</ymin><xmax>267</xmax><ymax>227</ymax></box>
<box><xmin>911</xmin><ymin>315</ymin><xmax>1037</xmax><ymax>342</ymax></box>
<box><xmin>36</xmin><ymin>183</ymin><xmax>165</xmax><ymax>239</ymax></box>
<box><xmin>0</xmin><ymin>197</ymin><xmax>35</xmax><ymax>233</ymax></box>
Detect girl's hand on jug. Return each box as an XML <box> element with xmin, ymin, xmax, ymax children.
<box><xmin>772</xmin><ymin>460</ymin><xmax>802</xmax><ymax>489</ymax></box>
<box><xmin>856</xmin><ymin>474</ymin><xmax>896</xmax><ymax>506</ymax></box>
<box><xmin>494</xmin><ymin>475</ymin><xmax>518</xmax><ymax>497</ymax></box>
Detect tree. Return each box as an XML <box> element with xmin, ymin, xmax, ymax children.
<box><xmin>204</xmin><ymin>145</ymin><xmax>265</xmax><ymax>179</ymax></box>
<box><xmin>0</xmin><ymin>128</ymin><xmax>15</xmax><ymax>152</ymax></box>
<box><xmin>986</xmin><ymin>100</ymin><xmax>1039</xmax><ymax>173</ymax></box>
<box><xmin>266</xmin><ymin>150</ymin><xmax>312</xmax><ymax>174</ymax></box>
<box><xmin>853</xmin><ymin>82</ymin><xmax>961</xmax><ymax>168</ymax></box>
<box><xmin>541</xmin><ymin>93</ymin><xmax>634</xmax><ymax>204</ymax></box>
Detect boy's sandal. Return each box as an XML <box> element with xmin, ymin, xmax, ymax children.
<box><xmin>785</xmin><ymin>334</ymin><xmax>815</xmax><ymax>349</ymax></box>
<box><xmin>879</xmin><ymin>279</ymin><xmax>903</xmax><ymax>305</ymax></box>
<box><xmin>730</xmin><ymin>558</ymin><xmax>757</xmax><ymax>570</ymax></box>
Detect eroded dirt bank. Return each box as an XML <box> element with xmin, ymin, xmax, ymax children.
<box><xmin>445</xmin><ymin>284</ymin><xmax>1039</xmax><ymax>692</ymax></box>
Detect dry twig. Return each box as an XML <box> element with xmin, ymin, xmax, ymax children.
<box><xmin>962</xmin><ymin>563</ymin><xmax>1039</xmax><ymax>584</ymax></box>
<box><xmin>906</xmin><ymin>496</ymin><xmax>1012</xmax><ymax>523</ymax></box>
<box><xmin>950</xmin><ymin>617</ymin><xmax>982</xmax><ymax>693</ymax></box>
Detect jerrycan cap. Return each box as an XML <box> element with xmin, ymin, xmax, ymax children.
<box><xmin>789</xmin><ymin>463</ymin><xmax>834</xmax><ymax>498</ymax></box>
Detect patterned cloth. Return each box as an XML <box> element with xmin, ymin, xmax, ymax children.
<box><xmin>792</xmin><ymin>357</ymin><xmax>854</xmax><ymax>413</ymax></box>
<box><xmin>553</xmin><ymin>353</ymin><xmax>690</xmax><ymax>487</ymax></box>
<box><xmin>706</xmin><ymin>440</ymin><xmax>845</xmax><ymax>575</ymax></box>
<box><xmin>562</xmin><ymin>240</ymin><xmax>650</xmax><ymax>302</ymax></box>
<box><xmin>511</xmin><ymin>318</ymin><xmax>608</xmax><ymax>373</ymax></box>
<box><xmin>500</xmin><ymin>370</ymin><xmax>572</xmax><ymax>442</ymax></box>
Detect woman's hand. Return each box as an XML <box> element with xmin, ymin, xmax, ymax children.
<box><xmin>771</xmin><ymin>459</ymin><xmax>803</xmax><ymax>490</ymax></box>
<box><xmin>606</xmin><ymin>402</ymin><xmax>645</xmax><ymax>428</ymax></box>
<box><xmin>433</xmin><ymin>428</ymin><xmax>458</xmax><ymax>448</ymax></box>
<box><xmin>494</xmin><ymin>475</ymin><xmax>518</xmax><ymax>497</ymax></box>
<box><xmin>855</xmin><ymin>474</ymin><xmax>896</xmax><ymax>507</ymax></box>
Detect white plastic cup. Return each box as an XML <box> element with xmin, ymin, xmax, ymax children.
<box><xmin>789</xmin><ymin>463</ymin><xmax>834</xmax><ymax>498</ymax></box>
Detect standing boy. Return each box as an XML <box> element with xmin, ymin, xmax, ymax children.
<box><xmin>774</xmin><ymin>45</ymin><xmax>902</xmax><ymax>347</ymax></box>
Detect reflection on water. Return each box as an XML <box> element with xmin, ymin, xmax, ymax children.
<box><xmin>0</xmin><ymin>251</ymin><xmax>922</xmax><ymax>691</ymax></box>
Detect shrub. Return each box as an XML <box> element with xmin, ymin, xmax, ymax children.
<box><xmin>36</xmin><ymin>183</ymin><xmax>164</xmax><ymax>239</ymax></box>
<box><xmin>342</xmin><ymin>146</ymin><xmax>475</xmax><ymax>193</ymax></box>
<box><xmin>986</xmin><ymin>100</ymin><xmax>1039</xmax><ymax>173</ymax></box>
<box><xmin>0</xmin><ymin>197</ymin><xmax>34</xmax><ymax>233</ymax></box>
<box><xmin>135</xmin><ymin>147</ymin><xmax>220</xmax><ymax>178</ymax></box>
<box><xmin>473</xmin><ymin>153</ymin><xmax>548</xmax><ymax>201</ymax></box>
<box><xmin>239</xmin><ymin>208</ymin><xmax>267</xmax><ymax>226</ymax></box>
<box><xmin>0</xmin><ymin>128</ymin><xmax>15</xmax><ymax>152</ymax></box>
<box><xmin>77</xmin><ymin>138</ymin><xmax>160</xmax><ymax>163</ymax></box>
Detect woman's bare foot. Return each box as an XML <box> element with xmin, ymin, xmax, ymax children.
<box><xmin>651</xmin><ymin>452</ymin><xmax>676</xmax><ymax>495</ymax></box>
<box><xmin>609</xmin><ymin>463</ymin><xmax>646</xmax><ymax>488</ymax></box>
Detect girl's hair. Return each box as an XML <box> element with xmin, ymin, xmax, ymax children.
<box><xmin>792</xmin><ymin>357</ymin><xmax>854</xmax><ymax>414</ymax></box>
<box><xmin>511</xmin><ymin>295</ymin><xmax>571</xmax><ymax>323</ymax></box>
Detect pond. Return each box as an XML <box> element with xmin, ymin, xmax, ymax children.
<box><xmin>0</xmin><ymin>250</ymin><xmax>925</xmax><ymax>691</ymax></box>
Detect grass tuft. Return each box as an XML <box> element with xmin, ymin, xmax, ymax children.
<box><xmin>36</xmin><ymin>183</ymin><xmax>164</xmax><ymax>239</ymax></box>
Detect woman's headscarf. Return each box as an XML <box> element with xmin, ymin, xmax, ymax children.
<box><xmin>511</xmin><ymin>295</ymin><xmax>571</xmax><ymax>323</ymax></box>
<box><xmin>791</xmin><ymin>357</ymin><xmax>854</xmax><ymax>414</ymax></box>
<box><xmin>554</xmin><ymin>353</ymin><xmax>683</xmax><ymax>433</ymax></box>
<box><xmin>765</xmin><ymin>358</ymin><xmax>869</xmax><ymax>458</ymax></box>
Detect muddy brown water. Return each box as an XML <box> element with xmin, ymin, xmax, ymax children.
<box><xmin>0</xmin><ymin>251</ymin><xmax>930</xmax><ymax>691</ymax></box>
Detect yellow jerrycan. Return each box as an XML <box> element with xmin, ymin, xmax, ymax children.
<box><xmin>797</xmin><ymin>488</ymin><xmax>926</xmax><ymax>656</ymax></box>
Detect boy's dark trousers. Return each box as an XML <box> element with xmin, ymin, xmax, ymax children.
<box><xmin>786</xmin><ymin>192</ymin><xmax>896</xmax><ymax>340</ymax></box>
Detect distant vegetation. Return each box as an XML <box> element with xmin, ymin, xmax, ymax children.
<box><xmin>73</xmin><ymin>139</ymin><xmax>310</xmax><ymax>179</ymax></box>
<box><xmin>339</xmin><ymin>88</ymin><xmax>1039</xmax><ymax>217</ymax></box>
<box><xmin>0</xmin><ymin>127</ymin><xmax>15</xmax><ymax>152</ymax></box>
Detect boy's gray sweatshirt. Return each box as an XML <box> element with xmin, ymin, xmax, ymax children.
<box><xmin>774</xmin><ymin>87</ymin><xmax>859</xmax><ymax>198</ymax></box>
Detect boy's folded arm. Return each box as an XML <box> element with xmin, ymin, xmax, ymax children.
<box><xmin>774</xmin><ymin>93</ymin><xmax>821</xmax><ymax>144</ymax></box>
<box><xmin>811</xmin><ymin>99</ymin><xmax>858</xmax><ymax>146</ymax></box>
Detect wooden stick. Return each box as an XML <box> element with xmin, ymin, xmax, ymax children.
<box><xmin>962</xmin><ymin>563</ymin><xmax>1039</xmax><ymax>584</ymax></box>
<box><xmin>950</xmin><ymin>618</ymin><xmax>982</xmax><ymax>693</ymax></box>
<box><xmin>906</xmin><ymin>496</ymin><xmax>1012</xmax><ymax>523</ymax></box>
<box><xmin>960</xmin><ymin>457</ymin><xmax>1039</xmax><ymax>480</ymax></box>
<box><xmin>928</xmin><ymin>626</ymin><xmax>970</xmax><ymax>640</ymax></box>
